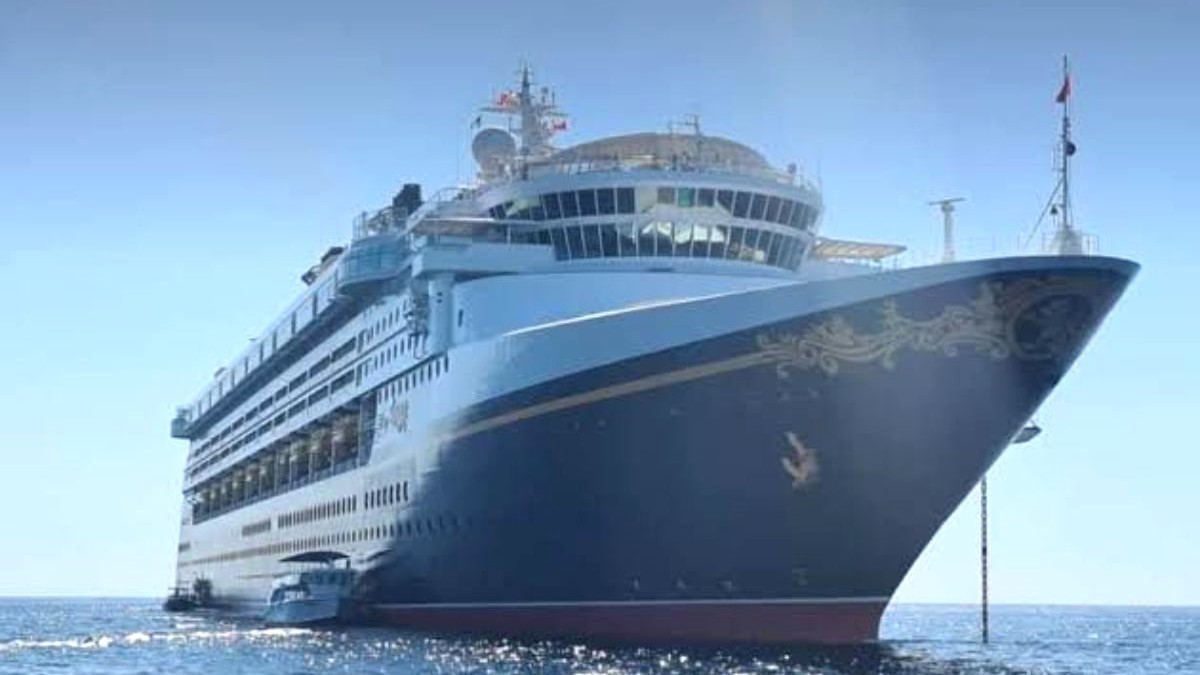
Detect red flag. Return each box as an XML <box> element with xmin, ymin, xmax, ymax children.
<box><xmin>1055</xmin><ymin>74</ymin><xmax>1071</xmax><ymax>103</ymax></box>
<box><xmin>551</xmin><ymin>120</ymin><xmax>567</xmax><ymax>131</ymax></box>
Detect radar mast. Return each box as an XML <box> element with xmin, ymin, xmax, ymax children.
<box><xmin>476</xmin><ymin>66</ymin><xmax>568</xmax><ymax>164</ymax></box>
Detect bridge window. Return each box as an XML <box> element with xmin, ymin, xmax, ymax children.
<box><xmin>657</xmin><ymin>187</ymin><xmax>675</xmax><ymax>205</ymax></box>
<box><xmin>550</xmin><ymin>228</ymin><xmax>568</xmax><ymax>259</ymax></box>
<box><xmin>765</xmin><ymin>196</ymin><xmax>781</xmax><ymax>223</ymax></box>
<box><xmin>677</xmin><ymin>187</ymin><xmax>695</xmax><ymax>208</ymax></box>
<box><xmin>567</xmin><ymin>226</ymin><xmax>585</xmax><ymax>258</ymax></box>
<box><xmin>750</xmin><ymin>193</ymin><xmax>767</xmax><ymax>220</ymax></box>
<box><xmin>560</xmin><ymin>191</ymin><xmax>579</xmax><ymax>218</ymax></box>
<box><xmin>577</xmin><ymin>189</ymin><xmax>597</xmax><ymax>216</ymax></box>
<box><xmin>596</xmin><ymin>188</ymin><xmax>616</xmax><ymax>215</ymax></box>
<box><xmin>616</xmin><ymin>187</ymin><xmax>635</xmax><ymax>214</ymax></box>
<box><xmin>698</xmin><ymin>188</ymin><xmax>715</xmax><ymax>207</ymax></box>
<box><xmin>727</xmin><ymin>226</ymin><xmax>745</xmax><ymax>259</ymax></box>
<box><xmin>717</xmin><ymin>190</ymin><xmax>734</xmax><ymax>213</ymax></box>
<box><xmin>600</xmin><ymin>224</ymin><xmax>620</xmax><ymax>256</ymax></box>
<box><xmin>542</xmin><ymin>193</ymin><xmax>561</xmax><ymax>220</ymax></box>
<box><xmin>733</xmin><ymin>192</ymin><xmax>751</xmax><ymax>218</ymax></box>
<box><xmin>582</xmin><ymin>224</ymin><xmax>603</xmax><ymax>258</ymax></box>
<box><xmin>791</xmin><ymin>202</ymin><xmax>807</xmax><ymax>228</ymax></box>
<box><xmin>778</xmin><ymin>199</ymin><xmax>794</xmax><ymax>225</ymax></box>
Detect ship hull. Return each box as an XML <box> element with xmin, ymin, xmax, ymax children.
<box><xmin>349</xmin><ymin>257</ymin><xmax>1136</xmax><ymax>644</ymax></box>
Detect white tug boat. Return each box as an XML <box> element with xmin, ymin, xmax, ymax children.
<box><xmin>263</xmin><ymin>551</ymin><xmax>357</xmax><ymax>625</ymax></box>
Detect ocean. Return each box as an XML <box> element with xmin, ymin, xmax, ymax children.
<box><xmin>0</xmin><ymin>599</ymin><xmax>1195</xmax><ymax>674</ymax></box>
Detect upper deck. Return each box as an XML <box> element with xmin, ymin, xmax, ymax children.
<box><xmin>170</xmin><ymin>69</ymin><xmax>864</xmax><ymax>444</ymax></box>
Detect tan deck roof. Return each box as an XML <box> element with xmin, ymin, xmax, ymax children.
<box><xmin>811</xmin><ymin>237</ymin><xmax>906</xmax><ymax>261</ymax></box>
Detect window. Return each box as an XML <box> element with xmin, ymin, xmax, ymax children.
<box><xmin>559</xmin><ymin>191</ymin><xmax>579</xmax><ymax>218</ymax></box>
<box><xmin>542</xmin><ymin>193</ymin><xmax>562</xmax><ymax>220</ymax></box>
<box><xmin>550</xmin><ymin>228</ymin><xmax>568</xmax><ymax>259</ymax></box>
<box><xmin>638</xmin><ymin>222</ymin><xmax>659</xmax><ymax>256</ymax></box>
<box><xmin>778</xmin><ymin>236</ymin><xmax>798</xmax><ymax>269</ymax></box>
<box><xmin>577</xmin><ymin>189</ymin><xmax>597</xmax><ymax>216</ymax></box>
<box><xmin>600</xmin><ymin>224</ymin><xmax>620</xmax><ymax>257</ymax></box>
<box><xmin>657</xmin><ymin>187</ymin><xmax>676</xmax><ymax>205</ymax></box>
<box><xmin>582</xmin><ymin>224</ymin><xmax>602</xmax><ymax>258</ymax></box>
<box><xmin>790</xmin><ymin>202</ymin><xmax>807</xmax><ymax>228</ymax></box>
<box><xmin>727</xmin><ymin>226</ymin><xmax>746</xmax><ymax>259</ymax></box>
<box><xmin>330</xmin><ymin>369</ymin><xmax>354</xmax><ymax>392</ymax></box>
<box><xmin>778</xmin><ymin>199</ymin><xmax>795</xmax><ymax>226</ymax></box>
<box><xmin>717</xmin><ymin>189</ymin><xmax>734</xmax><ymax>213</ymax></box>
<box><xmin>691</xmin><ymin>225</ymin><xmax>712</xmax><ymax>257</ymax></box>
<box><xmin>697</xmin><ymin>188</ymin><xmax>715</xmax><ymax>207</ymax></box>
<box><xmin>596</xmin><ymin>188</ymin><xmax>615</xmax><ymax>215</ymax></box>
<box><xmin>616</xmin><ymin>187</ymin><xmax>635</xmax><ymax>214</ymax></box>
<box><xmin>677</xmin><ymin>187</ymin><xmax>695</xmax><ymax>207</ymax></box>
<box><xmin>710</xmin><ymin>225</ymin><xmax>729</xmax><ymax>258</ymax></box>
<box><xmin>765</xmin><ymin>196</ymin><xmax>781</xmax><ymax>223</ymax></box>
<box><xmin>618</xmin><ymin>223</ymin><xmax>639</xmax><ymax>257</ymax></box>
<box><xmin>750</xmin><ymin>193</ymin><xmax>767</xmax><ymax>220</ymax></box>
<box><xmin>567</xmin><ymin>226</ymin><xmax>585</xmax><ymax>259</ymax></box>
<box><xmin>733</xmin><ymin>192</ymin><xmax>751</xmax><ymax>218</ymax></box>
<box><xmin>765</xmin><ymin>232</ymin><xmax>783</xmax><ymax>265</ymax></box>
<box><xmin>308</xmin><ymin>356</ymin><xmax>330</xmax><ymax>378</ymax></box>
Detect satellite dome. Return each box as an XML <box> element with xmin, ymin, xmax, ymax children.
<box><xmin>472</xmin><ymin>128</ymin><xmax>517</xmax><ymax>174</ymax></box>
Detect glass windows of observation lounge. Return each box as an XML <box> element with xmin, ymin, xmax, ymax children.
<box><xmin>533</xmin><ymin>221</ymin><xmax>807</xmax><ymax>271</ymax></box>
<box><xmin>488</xmin><ymin>186</ymin><xmax>818</xmax><ymax>231</ymax></box>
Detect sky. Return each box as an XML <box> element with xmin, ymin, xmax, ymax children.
<box><xmin>0</xmin><ymin>1</ymin><xmax>1196</xmax><ymax>605</ymax></box>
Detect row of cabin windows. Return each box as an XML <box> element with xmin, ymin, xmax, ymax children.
<box><xmin>487</xmin><ymin>186</ymin><xmax>817</xmax><ymax>231</ymax></box>
<box><xmin>179</xmin><ymin>513</ymin><xmax>471</xmax><ymax>567</ymax></box>
<box><xmin>366</xmin><ymin>480</ymin><xmax>409</xmax><ymax>509</ymax></box>
<box><xmin>193</xmin><ymin>336</ymin><xmax>358</xmax><ymax>463</ymax></box>
<box><xmin>379</xmin><ymin>354</ymin><xmax>451</xmax><ymax>406</ymax></box>
<box><xmin>511</xmin><ymin>222</ymin><xmax>807</xmax><ymax>270</ymax></box>
<box><xmin>240</xmin><ymin>519</ymin><xmax>271</xmax><ymax>537</ymax></box>
<box><xmin>278</xmin><ymin>495</ymin><xmax>358</xmax><ymax>529</ymax></box>
<box><xmin>361</xmin><ymin>301</ymin><xmax>409</xmax><ymax>348</ymax></box>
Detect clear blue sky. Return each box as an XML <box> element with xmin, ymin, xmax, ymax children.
<box><xmin>1</xmin><ymin>1</ymin><xmax>1195</xmax><ymax>604</ymax></box>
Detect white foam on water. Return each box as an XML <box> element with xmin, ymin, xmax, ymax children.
<box><xmin>0</xmin><ymin>626</ymin><xmax>314</xmax><ymax>653</ymax></box>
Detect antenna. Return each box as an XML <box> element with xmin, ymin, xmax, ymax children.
<box><xmin>928</xmin><ymin>197</ymin><xmax>965</xmax><ymax>263</ymax></box>
<box><xmin>1051</xmin><ymin>55</ymin><xmax>1084</xmax><ymax>255</ymax></box>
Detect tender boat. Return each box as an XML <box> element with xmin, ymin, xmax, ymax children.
<box><xmin>263</xmin><ymin>551</ymin><xmax>356</xmax><ymax>625</ymax></box>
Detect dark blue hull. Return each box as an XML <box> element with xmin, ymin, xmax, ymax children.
<box><xmin>360</xmin><ymin>258</ymin><xmax>1136</xmax><ymax>643</ymax></box>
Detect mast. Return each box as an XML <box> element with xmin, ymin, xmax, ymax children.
<box><xmin>477</xmin><ymin>65</ymin><xmax>568</xmax><ymax>165</ymax></box>
<box><xmin>1059</xmin><ymin>55</ymin><xmax>1072</xmax><ymax>232</ymax></box>
<box><xmin>929</xmin><ymin>197</ymin><xmax>965</xmax><ymax>263</ymax></box>
<box><xmin>1052</xmin><ymin>55</ymin><xmax>1084</xmax><ymax>254</ymax></box>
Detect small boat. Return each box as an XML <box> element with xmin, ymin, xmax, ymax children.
<box><xmin>162</xmin><ymin>577</ymin><xmax>213</xmax><ymax>612</ymax></box>
<box><xmin>263</xmin><ymin>551</ymin><xmax>356</xmax><ymax>625</ymax></box>
<box><xmin>162</xmin><ymin>586</ymin><xmax>196</xmax><ymax>612</ymax></box>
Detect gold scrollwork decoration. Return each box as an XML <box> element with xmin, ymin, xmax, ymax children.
<box><xmin>757</xmin><ymin>276</ymin><xmax>1100</xmax><ymax>377</ymax></box>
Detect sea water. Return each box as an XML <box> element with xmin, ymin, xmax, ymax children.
<box><xmin>0</xmin><ymin>599</ymin><xmax>1196</xmax><ymax>674</ymax></box>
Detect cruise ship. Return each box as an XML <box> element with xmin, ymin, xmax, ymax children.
<box><xmin>168</xmin><ymin>68</ymin><xmax>1137</xmax><ymax>643</ymax></box>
